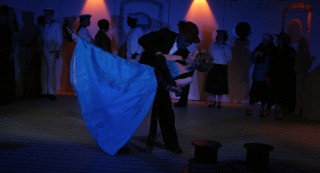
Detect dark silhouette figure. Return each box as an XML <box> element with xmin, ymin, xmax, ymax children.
<box><xmin>0</xmin><ymin>5</ymin><xmax>17</xmax><ymax>105</ymax></box>
<box><xmin>246</xmin><ymin>33</ymin><xmax>277</xmax><ymax>117</ymax></box>
<box><xmin>17</xmin><ymin>11</ymin><xmax>38</xmax><ymax>96</ymax></box>
<box><xmin>267</xmin><ymin>32</ymin><xmax>296</xmax><ymax>120</ymax></box>
<box><xmin>94</xmin><ymin>19</ymin><xmax>111</xmax><ymax>53</ymax></box>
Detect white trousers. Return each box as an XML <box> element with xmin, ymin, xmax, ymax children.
<box><xmin>41</xmin><ymin>48</ymin><xmax>57</xmax><ymax>95</ymax></box>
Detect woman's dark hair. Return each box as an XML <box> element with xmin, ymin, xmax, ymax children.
<box><xmin>98</xmin><ymin>19</ymin><xmax>109</xmax><ymax>31</ymax></box>
<box><xmin>216</xmin><ymin>30</ymin><xmax>228</xmax><ymax>43</ymax></box>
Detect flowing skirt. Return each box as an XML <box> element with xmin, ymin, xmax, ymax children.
<box><xmin>70</xmin><ymin>39</ymin><xmax>157</xmax><ymax>155</ymax></box>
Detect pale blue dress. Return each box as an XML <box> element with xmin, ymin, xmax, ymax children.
<box><xmin>70</xmin><ymin>39</ymin><xmax>157</xmax><ymax>155</ymax></box>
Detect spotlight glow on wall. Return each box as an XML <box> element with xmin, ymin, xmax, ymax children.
<box><xmin>185</xmin><ymin>0</ymin><xmax>218</xmax><ymax>48</ymax></box>
<box><xmin>185</xmin><ymin>0</ymin><xmax>218</xmax><ymax>27</ymax></box>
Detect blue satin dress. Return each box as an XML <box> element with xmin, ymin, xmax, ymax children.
<box><xmin>70</xmin><ymin>39</ymin><xmax>157</xmax><ymax>155</ymax></box>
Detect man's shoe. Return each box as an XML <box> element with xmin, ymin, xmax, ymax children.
<box><xmin>276</xmin><ymin>107</ymin><xmax>286</xmax><ymax>120</ymax></box>
<box><xmin>146</xmin><ymin>135</ymin><xmax>156</xmax><ymax>153</ymax></box>
<box><xmin>166</xmin><ymin>85</ymin><xmax>182</xmax><ymax>96</ymax></box>
<box><xmin>216</xmin><ymin>102</ymin><xmax>222</xmax><ymax>108</ymax></box>
<box><xmin>166</xmin><ymin>145</ymin><xmax>183</xmax><ymax>154</ymax></box>
<box><xmin>208</xmin><ymin>102</ymin><xmax>216</xmax><ymax>107</ymax></box>
<box><xmin>48</xmin><ymin>94</ymin><xmax>57</xmax><ymax>101</ymax></box>
<box><xmin>261</xmin><ymin>109</ymin><xmax>271</xmax><ymax>117</ymax></box>
<box><xmin>174</xmin><ymin>102</ymin><xmax>187</xmax><ymax>107</ymax></box>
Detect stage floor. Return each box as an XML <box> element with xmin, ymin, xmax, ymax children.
<box><xmin>1</xmin><ymin>96</ymin><xmax>320</xmax><ymax>173</ymax></box>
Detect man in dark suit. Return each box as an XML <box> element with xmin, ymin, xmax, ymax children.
<box><xmin>138</xmin><ymin>21</ymin><xmax>200</xmax><ymax>154</ymax></box>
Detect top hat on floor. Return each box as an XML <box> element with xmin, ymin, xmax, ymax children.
<box><xmin>191</xmin><ymin>139</ymin><xmax>222</xmax><ymax>164</ymax></box>
<box><xmin>244</xmin><ymin>143</ymin><xmax>274</xmax><ymax>172</ymax></box>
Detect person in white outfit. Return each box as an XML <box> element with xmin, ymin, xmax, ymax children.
<box><xmin>125</xmin><ymin>13</ymin><xmax>143</xmax><ymax>62</ymax></box>
<box><xmin>126</xmin><ymin>13</ymin><xmax>150</xmax><ymax>62</ymax></box>
<box><xmin>40</xmin><ymin>8</ymin><xmax>62</xmax><ymax>100</ymax></box>
<box><xmin>77</xmin><ymin>14</ymin><xmax>93</xmax><ymax>43</ymax></box>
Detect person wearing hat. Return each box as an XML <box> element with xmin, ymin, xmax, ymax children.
<box><xmin>174</xmin><ymin>21</ymin><xmax>198</xmax><ymax>108</ymax></box>
<box><xmin>77</xmin><ymin>14</ymin><xmax>93</xmax><ymax>43</ymax></box>
<box><xmin>138</xmin><ymin>20</ymin><xmax>200</xmax><ymax>154</ymax></box>
<box><xmin>125</xmin><ymin>13</ymin><xmax>144</xmax><ymax>62</ymax></box>
<box><xmin>205</xmin><ymin>29</ymin><xmax>232</xmax><ymax>108</ymax></box>
<box><xmin>246</xmin><ymin>33</ymin><xmax>277</xmax><ymax>116</ymax></box>
<box><xmin>267</xmin><ymin>31</ymin><xmax>296</xmax><ymax>120</ymax></box>
<box><xmin>40</xmin><ymin>8</ymin><xmax>62</xmax><ymax>100</ymax></box>
<box><xmin>94</xmin><ymin>19</ymin><xmax>111</xmax><ymax>53</ymax></box>
<box><xmin>17</xmin><ymin>11</ymin><xmax>39</xmax><ymax>96</ymax></box>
